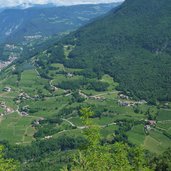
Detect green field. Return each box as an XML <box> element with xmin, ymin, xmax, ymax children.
<box><xmin>0</xmin><ymin>63</ymin><xmax>170</xmax><ymax>154</ymax></box>
<box><xmin>127</xmin><ymin>125</ymin><xmax>145</xmax><ymax>145</ymax></box>
<box><xmin>144</xmin><ymin>129</ymin><xmax>171</xmax><ymax>154</ymax></box>
<box><xmin>0</xmin><ymin>113</ymin><xmax>35</xmax><ymax>144</ymax></box>
<box><xmin>157</xmin><ymin>109</ymin><xmax>171</xmax><ymax>121</ymax></box>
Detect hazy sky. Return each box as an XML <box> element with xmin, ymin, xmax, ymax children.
<box><xmin>0</xmin><ymin>0</ymin><xmax>124</xmax><ymax>8</ymax></box>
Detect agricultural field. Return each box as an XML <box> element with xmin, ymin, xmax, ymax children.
<box><xmin>127</xmin><ymin>124</ymin><xmax>145</xmax><ymax>145</ymax></box>
<box><xmin>157</xmin><ymin>109</ymin><xmax>171</xmax><ymax>121</ymax></box>
<box><xmin>0</xmin><ymin>62</ymin><xmax>170</xmax><ymax>154</ymax></box>
<box><xmin>144</xmin><ymin>130</ymin><xmax>171</xmax><ymax>154</ymax></box>
<box><xmin>0</xmin><ymin>113</ymin><xmax>35</xmax><ymax>144</ymax></box>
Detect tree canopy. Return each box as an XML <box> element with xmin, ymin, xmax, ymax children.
<box><xmin>0</xmin><ymin>145</ymin><xmax>19</xmax><ymax>171</ymax></box>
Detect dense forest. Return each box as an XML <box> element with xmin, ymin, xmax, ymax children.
<box><xmin>45</xmin><ymin>0</ymin><xmax>171</xmax><ymax>103</ymax></box>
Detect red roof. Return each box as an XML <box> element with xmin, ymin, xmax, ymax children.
<box><xmin>148</xmin><ymin>120</ymin><xmax>156</xmax><ymax>125</ymax></box>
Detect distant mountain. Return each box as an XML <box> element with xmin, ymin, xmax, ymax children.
<box><xmin>13</xmin><ymin>3</ymin><xmax>58</xmax><ymax>9</ymax></box>
<box><xmin>46</xmin><ymin>0</ymin><xmax>171</xmax><ymax>102</ymax></box>
<box><xmin>0</xmin><ymin>3</ymin><xmax>121</xmax><ymax>44</ymax></box>
<box><xmin>0</xmin><ymin>3</ymin><xmax>58</xmax><ymax>10</ymax></box>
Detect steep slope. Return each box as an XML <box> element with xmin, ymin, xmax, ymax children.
<box><xmin>53</xmin><ymin>0</ymin><xmax>171</xmax><ymax>103</ymax></box>
<box><xmin>0</xmin><ymin>3</ymin><xmax>120</xmax><ymax>43</ymax></box>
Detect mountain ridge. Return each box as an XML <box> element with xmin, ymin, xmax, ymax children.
<box><xmin>0</xmin><ymin>3</ymin><xmax>120</xmax><ymax>44</ymax></box>
<box><xmin>0</xmin><ymin>0</ymin><xmax>124</xmax><ymax>8</ymax></box>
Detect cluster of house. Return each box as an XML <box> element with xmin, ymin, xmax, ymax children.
<box><xmin>0</xmin><ymin>44</ymin><xmax>23</xmax><ymax>71</ymax></box>
<box><xmin>24</xmin><ymin>35</ymin><xmax>42</xmax><ymax>41</ymax></box>
<box><xmin>0</xmin><ymin>56</ymin><xmax>17</xmax><ymax>71</ymax></box>
<box><xmin>144</xmin><ymin>120</ymin><xmax>157</xmax><ymax>133</ymax></box>
<box><xmin>118</xmin><ymin>100</ymin><xmax>147</xmax><ymax>107</ymax></box>
<box><xmin>117</xmin><ymin>93</ymin><xmax>147</xmax><ymax>107</ymax></box>
<box><xmin>5</xmin><ymin>44</ymin><xmax>22</xmax><ymax>51</ymax></box>
<box><xmin>0</xmin><ymin>102</ymin><xmax>14</xmax><ymax>116</ymax></box>
<box><xmin>15</xmin><ymin>93</ymin><xmax>31</xmax><ymax>104</ymax></box>
<box><xmin>17</xmin><ymin>92</ymin><xmax>32</xmax><ymax>101</ymax></box>
<box><xmin>5</xmin><ymin>44</ymin><xmax>16</xmax><ymax>50</ymax></box>
<box><xmin>118</xmin><ymin>93</ymin><xmax>131</xmax><ymax>106</ymax></box>
<box><xmin>19</xmin><ymin>105</ymin><xmax>30</xmax><ymax>116</ymax></box>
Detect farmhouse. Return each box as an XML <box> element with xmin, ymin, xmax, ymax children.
<box><xmin>33</xmin><ymin>120</ymin><xmax>40</xmax><ymax>125</ymax></box>
<box><xmin>118</xmin><ymin>100</ymin><xmax>129</xmax><ymax>107</ymax></box>
<box><xmin>67</xmin><ymin>73</ymin><xmax>74</xmax><ymax>77</ymax></box>
<box><xmin>148</xmin><ymin>120</ymin><xmax>156</xmax><ymax>126</ymax></box>
<box><xmin>45</xmin><ymin>136</ymin><xmax>52</xmax><ymax>139</ymax></box>
<box><xmin>144</xmin><ymin>125</ymin><xmax>151</xmax><ymax>131</ymax></box>
<box><xmin>33</xmin><ymin>118</ymin><xmax>45</xmax><ymax>126</ymax></box>
<box><xmin>119</xmin><ymin>94</ymin><xmax>129</xmax><ymax>100</ymax></box>
<box><xmin>0</xmin><ymin>102</ymin><xmax>6</xmax><ymax>108</ymax></box>
<box><xmin>144</xmin><ymin>120</ymin><xmax>157</xmax><ymax>134</ymax></box>
<box><xmin>3</xmin><ymin>87</ymin><xmax>11</xmax><ymax>92</ymax></box>
<box><xmin>21</xmin><ymin>112</ymin><xmax>29</xmax><ymax>116</ymax></box>
<box><xmin>6</xmin><ymin>108</ymin><xmax>14</xmax><ymax>114</ymax></box>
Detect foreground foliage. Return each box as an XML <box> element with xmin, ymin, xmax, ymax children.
<box><xmin>63</xmin><ymin>108</ymin><xmax>151</xmax><ymax>171</ymax></box>
<box><xmin>0</xmin><ymin>146</ymin><xmax>19</xmax><ymax>171</ymax></box>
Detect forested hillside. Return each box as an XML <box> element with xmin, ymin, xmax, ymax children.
<box><xmin>52</xmin><ymin>0</ymin><xmax>171</xmax><ymax>103</ymax></box>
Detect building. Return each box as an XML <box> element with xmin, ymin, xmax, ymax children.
<box><xmin>119</xmin><ymin>94</ymin><xmax>129</xmax><ymax>100</ymax></box>
<box><xmin>148</xmin><ymin>120</ymin><xmax>156</xmax><ymax>126</ymax></box>
<box><xmin>3</xmin><ymin>87</ymin><xmax>11</xmax><ymax>92</ymax></box>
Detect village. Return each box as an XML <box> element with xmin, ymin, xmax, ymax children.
<box><xmin>0</xmin><ymin>44</ymin><xmax>23</xmax><ymax>71</ymax></box>
<box><xmin>0</xmin><ymin>56</ymin><xmax>17</xmax><ymax>71</ymax></box>
<box><xmin>0</xmin><ymin>67</ymin><xmax>167</xmax><ymax>149</ymax></box>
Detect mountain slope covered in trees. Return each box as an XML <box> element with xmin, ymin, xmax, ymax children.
<box><xmin>52</xmin><ymin>0</ymin><xmax>171</xmax><ymax>103</ymax></box>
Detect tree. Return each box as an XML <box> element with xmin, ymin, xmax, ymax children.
<box><xmin>0</xmin><ymin>145</ymin><xmax>19</xmax><ymax>171</ymax></box>
<box><xmin>62</xmin><ymin>108</ymin><xmax>152</xmax><ymax>171</ymax></box>
<box><xmin>151</xmin><ymin>148</ymin><xmax>171</xmax><ymax>171</ymax></box>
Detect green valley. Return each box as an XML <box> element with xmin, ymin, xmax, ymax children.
<box><xmin>0</xmin><ymin>0</ymin><xmax>170</xmax><ymax>170</ymax></box>
<box><xmin>0</xmin><ymin>59</ymin><xmax>170</xmax><ymax>152</ymax></box>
